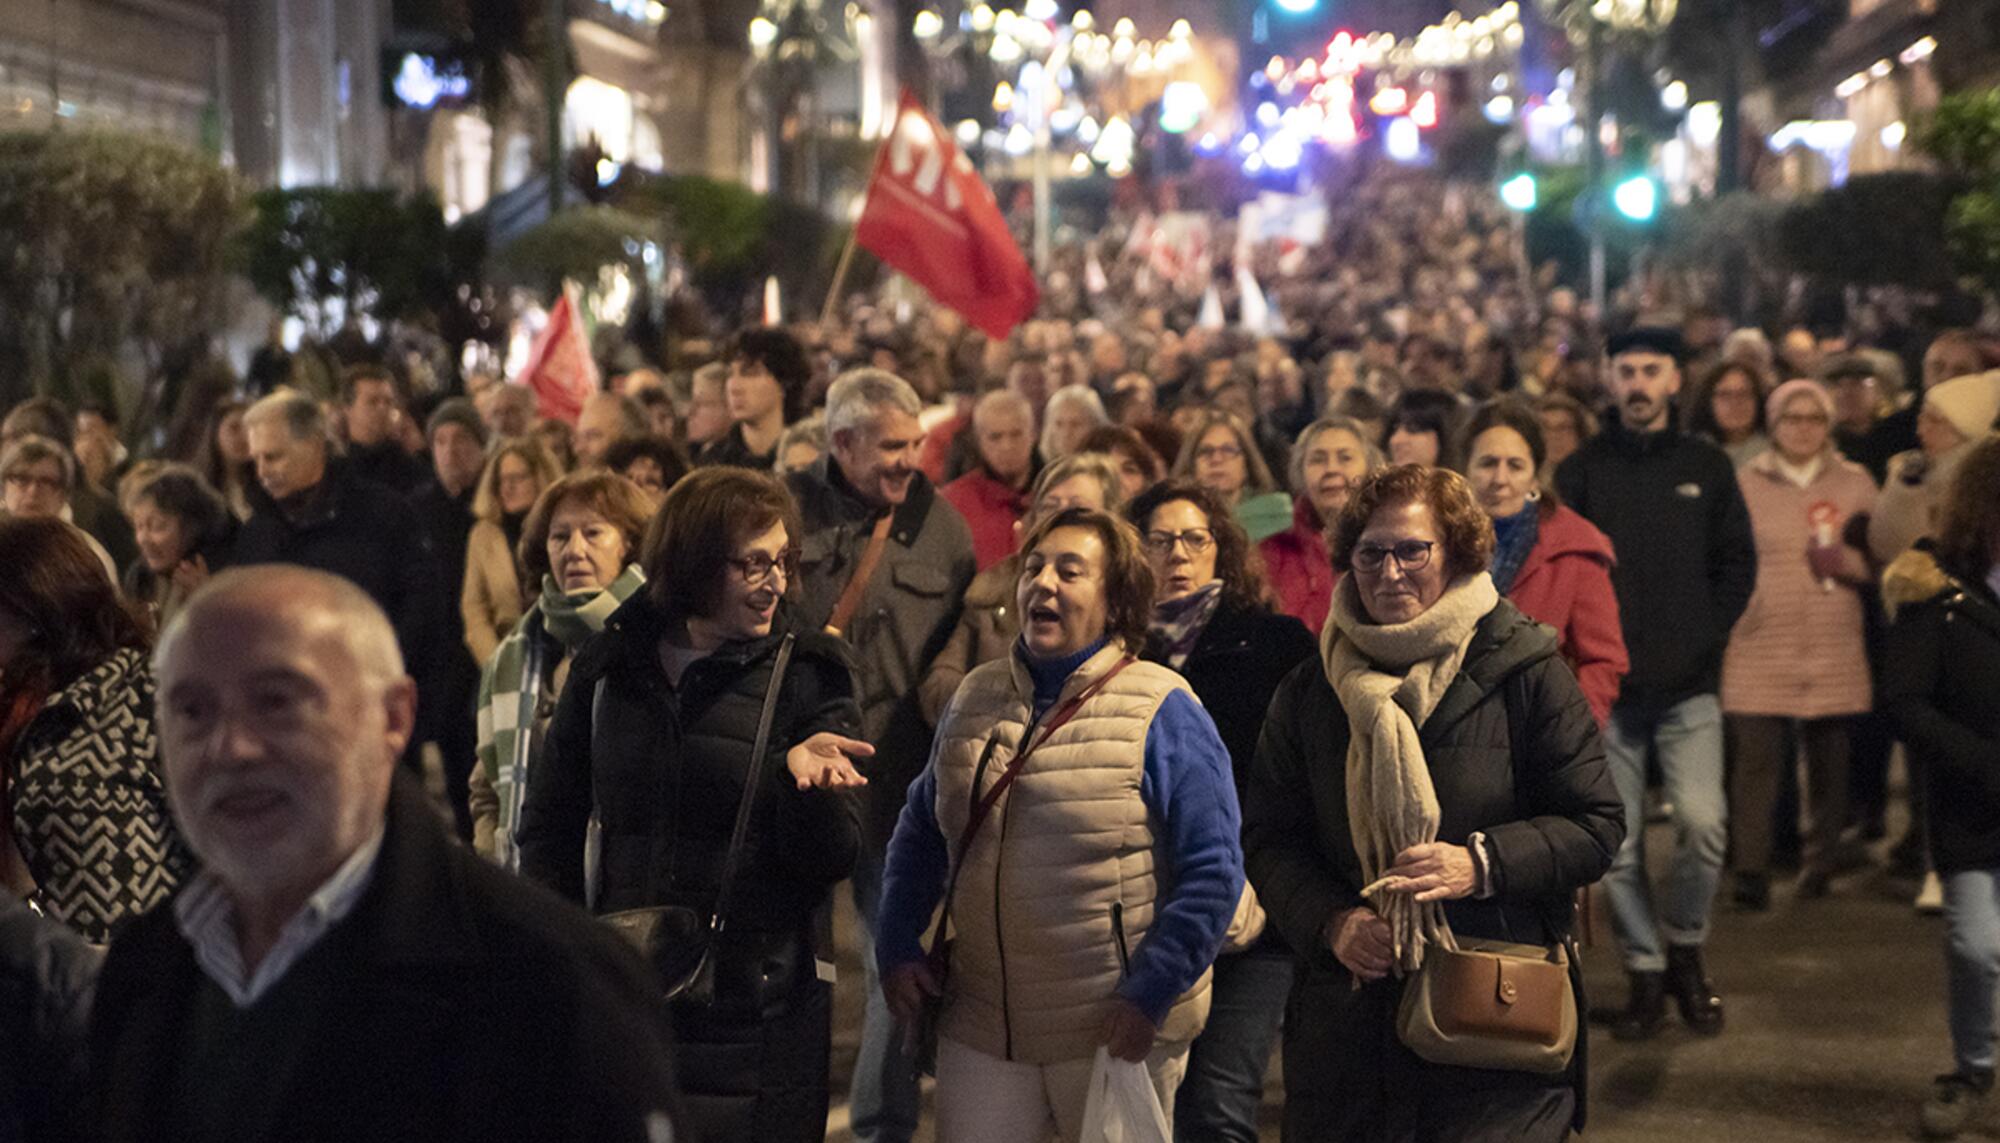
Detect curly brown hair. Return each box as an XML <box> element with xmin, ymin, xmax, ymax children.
<box><xmin>1016</xmin><ymin>507</ymin><xmax>1156</xmax><ymax>653</ymax></box>
<box><xmin>1125</xmin><ymin>479</ymin><xmax>1271</xmax><ymax>612</ymax></box>
<box><xmin>1936</xmin><ymin>436</ymin><xmax>2000</xmax><ymax>582</ymax></box>
<box><xmin>518</xmin><ymin>471</ymin><xmax>657</xmax><ymax>586</ymax></box>
<box><xmin>1330</xmin><ymin>464</ymin><xmax>1495</xmax><ymax>581</ymax></box>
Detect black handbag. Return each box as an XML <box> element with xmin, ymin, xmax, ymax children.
<box><xmin>600</xmin><ymin>632</ymin><xmax>795</xmax><ymax>1006</ymax></box>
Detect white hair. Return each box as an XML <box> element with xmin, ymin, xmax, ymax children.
<box><xmin>161</xmin><ymin>566</ymin><xmax>406</xmax><ymax>689</ymax></box>
<box><xmin>244</xmin><ymin>389</ymin><xmax>328</xmax><ymax>445</ymax></box>
<box><xmin>1039</xmin><ymin>384</ymin><xmax>1108</xmax><ymax>460</ymax></box>
<box><xmin>826</xmin><ymin>368</ymin><xmax>922</xmax><ymax>440</ymax></box>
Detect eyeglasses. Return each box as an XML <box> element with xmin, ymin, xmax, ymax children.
<box><xmin>726</xmin><ymin>548</ymin><xmax>799</xmax><ymax>586</ymax></box>
<box><xmin>1195</xmin><ymin>443</ymin><xmax>1243</xmax><ymax>463</ymax></box>
<box><xmin>1143</xmin><ymin>528</ymin><xmax>1216</xmax><ymax>554</ymax></box>
<box><xmin>2</xmin><ymin>472</ymin><xmax>64</xmax><ymax>495</ymax></box>
<box><xmin>1352</xmin><ymin>539</ymin><xmax>1436</xmax><ymax>574</ymax></box>
<box><xmin>1777</xmin><ymin>412</ymin><xmax>1830</xmax><ymax>427</ymax></box>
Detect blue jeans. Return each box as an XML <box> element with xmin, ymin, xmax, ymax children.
<box><xmin>848</xmin><ymin>847</ymin><xmax>921</xmax><ymax>1143</ymax></box>
<box><xmin>1174</xmin><ymin>951</ymin><xmax>1292</xmax><ymax>1143</ymax></box>
<box><xmin>1603</xmin><ymin>694</ymin><xmax>1729</xmax><ymax>973</ymax></box>
<box><xmin>1945</xmin><ymin>869</ymin><xmax>2000</xmax><ymax>1075</ymax></box>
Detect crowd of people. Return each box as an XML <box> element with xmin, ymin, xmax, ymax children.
<box><xmin>1</xmin><ymin>167</ymin><xmax>2000</xmax><ymax>1143</ymax></box>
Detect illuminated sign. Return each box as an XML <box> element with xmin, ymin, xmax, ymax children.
<box><xmin>387</xmin><ymin>52</ymin><xmax>473</xmax><ymax>111</ymax></box>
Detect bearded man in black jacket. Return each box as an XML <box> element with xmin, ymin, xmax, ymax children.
<box><xmin>1556</xmin><ymin>327</ymin><xmax>1757</xmax><ymax>1042</ymax></box>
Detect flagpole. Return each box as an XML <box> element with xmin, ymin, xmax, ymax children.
<box><xmin>820</xmin><ymin>224</ymin><xmax>861</xmax><ymax>330</ymax></box>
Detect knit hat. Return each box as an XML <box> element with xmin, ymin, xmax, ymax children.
<box><xmin>1765</xmin><ymin>377</ymin><xmax>1834</xmax><ymax>428</ymax></box>
<box><xmin>425</xmin><ymin>398</ymin><xmax>488</xmax><ymax>447</ymax></box>
<box><xmin>1606</xmin><ymin>326</ymin><xmax>1686</xmax><ymax>362</ymax></box>
<box><xmin>1924</xmin><ymin>370</ymin><xmax>2000</xmax><ymax>441</ymax></box>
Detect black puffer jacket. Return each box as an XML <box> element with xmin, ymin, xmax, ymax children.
<box><xmin>1243</xmin><ymin>598</ymin><xmax>1623</xmax><ymax>1139</ymax></box>
<box><xmin>0</xmin><ymin>890</ymin><xmax>97</xmax><ymax>1143</ymax></box>
<box><xmin>520</xmin><ymin>598</ymin><xmax>863</xmax><ymax>930</ymax></box>
<box><xmin>1881</xmin><ymin>546</ymin><xmax>2000</xmax><ymax>875</ymax></box>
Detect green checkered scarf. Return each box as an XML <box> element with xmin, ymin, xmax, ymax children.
<box><xmin>475</xmin><ymin>565</ymin><xmax>646</xmax><ymax>870</ymax></box>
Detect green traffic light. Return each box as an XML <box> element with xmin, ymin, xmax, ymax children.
<box><xmin>1500</xmin><ymin>172</ymin><xmax>1537</xmax><ymax>212</ymax></box>
<box><xmin>1613</xmin><ymin>175</ymin><xmax>1658</xmax><ymax>222</ymax></box>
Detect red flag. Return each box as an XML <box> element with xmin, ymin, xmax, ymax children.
<box><xmin>518</xmin><ymin>283</ymin><xmax>599</xmax><ymax>424</ymax></box>
<box><xmin>855</xmin><ymin>91</ymin><xmax>1039</xmax><ymax>339</ymax></box>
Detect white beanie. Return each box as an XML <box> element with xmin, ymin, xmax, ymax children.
<box><xmin>1925</xmin><ymin>370</ymin><xmax>2000</xmax><ymax>442</ymax></box>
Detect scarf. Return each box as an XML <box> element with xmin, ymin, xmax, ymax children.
<box><xmin>1322</xmin><ymin>571</ymin><xmax>1500</xmax><ymax>974</ymax></box>
<box><xmin>1488</xmin><ymin>506</ymin><xmax>1540</xmax><ymax>595</ymax></box>
<box><xmin>1148</xmin><ymin>581</ymin><xmax>1223</xmax><ymax>670</ymax></box>
<box><xmin>475</xmin><ymin>564</ymin><xmax>646</xmax><ymax>870</ymax></box>
<box><xmin>500</xmin><ymin>509</ymin><xmax>527</xmax><ymax>560</ymax></box>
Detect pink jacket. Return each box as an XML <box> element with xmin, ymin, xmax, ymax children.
<box><xmin>1507</xmin><ymin>504</ymin><xmax>1629</xmax><ymax>727</ymax></box>
<box><xmin>1721</xmin><ymin>450</ymin><xmax>1877</xmax><ymax>719</ymax></box>
<box><xmin>1260</xmin><ymin>496</ymin><xmax>1336</xmax><ymax>636</ymax></box>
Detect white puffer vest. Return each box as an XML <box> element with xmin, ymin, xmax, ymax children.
<box><xmin>932</xmin><ymin>642</ymin><xmax>1213</xmax><ymax>1064</ymax></box>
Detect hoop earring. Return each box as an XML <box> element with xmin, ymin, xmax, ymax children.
<box><xmin>1526</xmin><ymin>487</ymin><xmax>1543</xmax><ymax>503</ymax></box>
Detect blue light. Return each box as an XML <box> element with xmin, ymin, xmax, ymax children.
<box><xmin>1500</xmin><ymin>172</ymin><xmax>1537</xmax><ymax>211</ymax></box>
<box><xmin>1274</xmin><ymin>0</ymin><xmax>1318</xmax><ymax>14</ymax></box>
<box><xmin>392</xmin><ymin>53</ymin><xmax>472</xmax><ymax>110</ymax></box>
<box><xmin>1613</xmin><ymin>175</ymin><xmax>1658</xmax><ymax>222</ymax></box>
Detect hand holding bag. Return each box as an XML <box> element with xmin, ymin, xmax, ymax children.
<box><xmin>600</xmin><ymin>633</ymin><xmax>795</xmax><ymax>1006</ymax></box>
<box><xmin>1076</xmin><ymin>1046</ymin><xmax>1172</xmax><ymax>1143</ymax></box>
<box><xmin>1391</xmin><ymin>669</ymin><xmax>1579</xmax><ymax>1075</ymax></box>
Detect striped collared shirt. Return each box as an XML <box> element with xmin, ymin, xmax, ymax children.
<box><xmin>171</xmin><ymin>828</ymin><xmax>385</xmax><ymax>1008</ymax></box>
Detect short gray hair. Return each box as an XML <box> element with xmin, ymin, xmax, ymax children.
<box><xmin>1030</xmin><ymin>450</ymin><xmax>1127</xmax><ymax>518</ymax></box>
<box><xmin>1040</xmin><ymin>384</ymin><xmax>1109</xmax><ymax>461</ymax></box>
<box><xmin>972</xmin><ymin>388</ymin><xmax>1035</xmax><ymax>432</ymax></box>
<box><xmin>826</xmin><ymin>368</ymin><xmax>922</xmax><ymax>440</ymax></box>
<box><xmin>244</xmin><ymin>389</ymin><xmax>328</xmax><ymax>445</ymax></box>
<box><xmin>163</xmin><ymin>565</ymin><xmax>406</xmax><ymax>688</ymax></box>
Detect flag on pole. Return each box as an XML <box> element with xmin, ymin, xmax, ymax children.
<box><xmin>519</xmin><ymin>281</ymin><xmax>599</xmax><ymax>424</ymax></box>
<box><xmin>855</xmin><ymin>90</ymin><xmax>1038</xmax><ymax>339</ymax></box>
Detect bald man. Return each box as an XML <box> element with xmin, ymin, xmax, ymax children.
<box><xmin>89</xmin><ymin>568</ymin><xmax>680</xmax><ymax>1143</ymax></box>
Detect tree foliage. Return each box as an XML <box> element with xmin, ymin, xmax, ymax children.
<box><xmin>496</xmin><ymin>204</ymin><xmax>662</xmax><ymax>285</ymax></box>
<box><xmin>1915</xmin><ymin>88</ymin><xmax>2000</xmax><ymax>292</ymax></box>
<box><xmin>239</xmin><ymin>187</ymin><xmax>482</xmax><ymax>338</ymax></box>
<box><xmin>0</xmin><ymin>130</ymin><xmax>246</xmax><ymax>419</ymax></box>
<box><xmin>1776</xmin><ymin>172</ymin><xmax>1959</xmax><ymax>290</ymax></box>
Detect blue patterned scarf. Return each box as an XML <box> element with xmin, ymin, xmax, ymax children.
<box><xmin>1488</xmin><ymin>505</ymin><xmax>1540</xmax><ymax>595</ymax></box>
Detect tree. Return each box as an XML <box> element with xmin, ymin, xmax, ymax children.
<box><xmin>1776</xmin><ymin>172</ymin><xmax>1960</xmax><ymax>291</ymax></box>
<box><xmin>239</xmin><ymin>187</ymin><xmax>479</xmax><ymax>340</ymax></box>
<box><xmin>1916</xmin><ymin>88</ymin><xmax>2000</xmax><ymax>294</ymax></box>
<box><xmin>0</xmin><ymin>130</ymin><xmax>246</xmax><ymax>428</ymax></box>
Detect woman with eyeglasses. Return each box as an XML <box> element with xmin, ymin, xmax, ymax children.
<box><xmin>1173</xmin><ymin>410</ymin><xmax>1293</xmax><ymax>545</ymax></box>
<box><xmin>1242</xmin><ymin>465</ymin><xmax>1623</xmax><ymax>1141</ymax></box>
<box><xmin>1687</xmin><ymin>360</ymin><xmax>1774</xmax><ymax>469</ymax></box>
<box><xmin>461</xmin><ymin>438</ymin><xmax>563</xmax><ymax>667</ymax></box>
<box><xmin>520</xmin><ymin>466</ymin><xmax>869</xmax><ymax>1142</ymax></box>
<box><xmin>1720</xmin><ymin>380</ymin><xmax>1878</xmax><ymax>909</ymax></box>
<box><xmin>1128</xmin><ymin>479</ymin><xmax>1313</xmax><ymax>1143</ymax></box>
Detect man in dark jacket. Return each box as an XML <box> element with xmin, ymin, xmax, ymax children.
<box><xmin>699</xmin><ymin>326</ymin><xmax>811</xmax><ymax>470</ymax></box>
<box><xmin>91</xmin><ymin>568</ymin><xmax>680</xmax><ymax>1143</ymax></box>
<box><xmin>1556</xmin><ymin>327</ymin><xmax>1757</xmax><ymax>1042</ymax></box>
<box><xmin>785</xmin><ymin>367</ymin><xmax>975</xmax><ymax>1143</ymax></box>
<box><xmin>235</xmin><ymin>391</ymin><xmax>449</xmax><ymax>765</ymax></box>
<box><xmin>338</xmin><ymin>365</ymin><xmax>426</xmax><ymax>493</ymax></box>
<box><xmin>408</xmin><ymin>399</ymin><xmax>490</xmax><ymax>840</ymax></box>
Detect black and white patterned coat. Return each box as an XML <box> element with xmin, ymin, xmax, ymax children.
<box><xmin>10</xmin><ymin>648</ymin><xmax>191</xmax><ymax>944</ymax></box>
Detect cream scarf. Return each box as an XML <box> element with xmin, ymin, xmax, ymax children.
<box><xmin>1322</xmin><ymin>571</ymin><xmax>1500</xmax><ymax>973</ymax></box>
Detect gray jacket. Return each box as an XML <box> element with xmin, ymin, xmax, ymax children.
<box><xmin>786</xmin><ymin>457</ymin><xmax>976</xmax><ymax>848</ymax></box>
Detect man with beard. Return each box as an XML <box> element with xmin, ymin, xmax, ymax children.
<box><xmin>89</xmin><ymin>568</ymin><xmax>681</xmax><ymax>1142</ymax></box>
<box><xmin>1557</xmin><ymin>327</ymin><xmax>1757</xmax><ymax>1043</ymax></box>
<box><xmin>785</xmin><ymin>368</ymin><xmax>975</xmax><ymax>1143</ymax></box>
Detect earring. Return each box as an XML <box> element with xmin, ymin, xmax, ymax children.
<box><xmin>1526</xmin><ymin>487</ymin><xmax>1543</xmax><ymax>503</ymax></box>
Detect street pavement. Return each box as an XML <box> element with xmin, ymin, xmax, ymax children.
<box><xmin>827</xmin><ymin>826</ymin><xmax>1965</xmax><ymax>1141</ymax></box>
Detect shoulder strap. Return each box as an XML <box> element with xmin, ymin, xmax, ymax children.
<box><xmin>712</xmin><ymin>633</ymin><xmax>795</xmax><ymax>936</ymax></box>
<box><xmin>922</xmin><ymin>656</ymin><xmax>1136</xmax><ymax>963</ymax></box>
<box><xmin>825</xmin><ymin>514</ymin><xmax>894</xmax><ymax>637</ymax></box>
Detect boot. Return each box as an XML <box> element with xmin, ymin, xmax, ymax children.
<box><xmin>1608</xmin><ymin>970</ymin><xmax>1667</xmax><ymax>1042</ymax></box>
<box><xmin>1665</xmin><ymin>945</ymin><xmax>1725</xmax><ymax>1035</ymax></box>
<box><xmin>1922</xmin><ymin>1070</ymin><xmax>1993</xmax><ymax>1139</ymax></box>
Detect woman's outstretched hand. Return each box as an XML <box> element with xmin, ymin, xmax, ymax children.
<box><xmin>785</xmin><ymin>732</ymin><xmax>874</xmax><ymax>790</ymax></box>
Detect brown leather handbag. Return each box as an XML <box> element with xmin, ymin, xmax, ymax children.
<box><xmin>1396</xmin><ymin>937</ymin><xmax>1576</xmax><ymax>1075</ymax></box>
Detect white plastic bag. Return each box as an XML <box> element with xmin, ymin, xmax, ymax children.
<box><xmin>1076</xmin><ymin>1046</ymin><xmax>1171</xmax><ymax>1143</ymax></box>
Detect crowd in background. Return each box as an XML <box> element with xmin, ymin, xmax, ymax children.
<box><xmin>3</xmin><ymin>165</ymin><xmax>2000</xmax><ymax>1142</ymax></box>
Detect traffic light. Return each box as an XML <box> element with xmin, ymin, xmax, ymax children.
<box><xmin>1500</xmin><ymin>172</ymin><xmax>1537</xmax><ymax>212</ymax></box>
<box><xmin>1612</xmin><ymin>174</ymin><xmax>1658</xmax><ymax>223</ymax></box>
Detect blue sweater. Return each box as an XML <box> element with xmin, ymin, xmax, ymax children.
<box><xmin>875</xmin><ymin>638</ymin><xmax>1245</xmax><ymax>1027</ymax></box>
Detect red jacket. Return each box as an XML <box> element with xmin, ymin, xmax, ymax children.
<box><xmin>1506</xmin><ymin>503</ymin><xmax>1629</xmax><ymax>726</ymax></box>
<box><xmin>941</xmin><ymin>467</ymin><xmax>1030</xmax><ymax>571</ymax></box>
<box><xmin>1260</xmin><ymin>496</ymin><xmax>1335</xmax><ymax>636</ymax></box>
